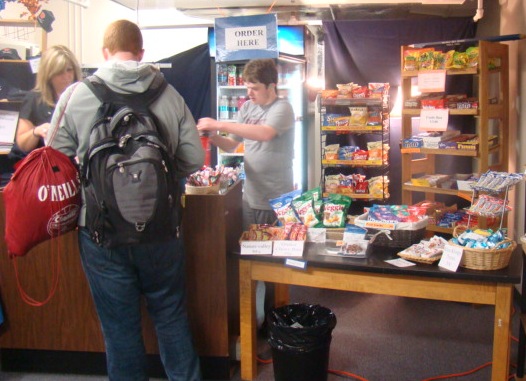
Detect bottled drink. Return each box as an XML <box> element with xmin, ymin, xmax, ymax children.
<box><xmin>219</xmin><ymin>95</ymin><xmax>230</xmax><ymax>120</ymax></box>
<box><xmin>227</xmin><ymin>65</ymin><xmax>237</xmax><ymax>86</ymax></box>
<box><xmin>217</xmin><ymin>64</ymin><xmax>227</xmax><ymax>86</ymax></box>
<box><xmin>229</xmin><ymin>96</ymin><xmax>238</xmax><ymax>120</ymax></box>
<box><xmin>237</xmin><ymin>65</ymin><xmax>244</xmax><ymax>86</ymax></box>
<box><xmin>238</xmin><ymin>95</ymin><xmax>247</xmax><ymax>109</ymax></box>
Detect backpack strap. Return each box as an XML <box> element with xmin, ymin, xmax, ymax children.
<box><xmin>83</xmin><ymin>71</ymin><xmax>168</xmax><ymax>108</ymax></box>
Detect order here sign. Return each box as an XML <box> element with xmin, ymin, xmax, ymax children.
<box><xmin>215</xmin><ymin>13</ymin><xmax>278</xmax><ymax>62</ymax></box>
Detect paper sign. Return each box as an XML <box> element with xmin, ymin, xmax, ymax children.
<box><xmin>418</xmin><ymin>70</ymin><xmax>446</xmax><ymax>93</ymax></box>
<box><xmin>438</xmin><ymin>244</ymin><xmax>463</xmax><ymax>271</ymax></box>
<box><xmin>273</xmin><ymin>240</ymin><xmax>305</xmax><ymax>257</ymax></box>
<box><xmin>363</xmin><ymin>220</ymin><xmax>396</xmax><ymax>230</ymax></box>
<box><xmin>419</xmin><ymin>109</ymin><xmax>449</xmax><ymax>131</ymax></box>
<box><xmin>285</xmin><ymin>258</ymin><xmax>307</xmax><ymax>269</ymax></box>
<box><xmin>29</xmin><ymin>57</ymin><xmax>40</xmax><ymax>74</ymax></box>
<box><xmin>400</xmin><ymin>148</ymin><xmax>421</xmax><ymax>154</ymax></box>
<box><xmin>240</xmin><ymin>241</ymin><xmax>272</xmax><ymax>255</ymax></box>
<box><xmin>0</xmin><ymin>110</ymin><xmax>19</xmax><ymax>144</ymax></box>
<box><xmin>385</xmin><ymin>258</ymin><xmax>416</xmax><ymax>267</ymax></box>
<box><xmin>225</xmin><ymin>26</ymin><xmax>268</xmax><ymax>50</ymax></box>
<box><xmin>214</xmin><ymin>14</ymin><xmax>278</xmax><ymax>62</ymax></box>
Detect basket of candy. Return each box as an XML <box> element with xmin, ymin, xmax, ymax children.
<box><xmin>354</xmin><ymin>205</ymin><xmax>429</xmax><ymax>248</ymax></box>
<box><xmin>397</xmin><ymin>236</ymin><xmax>448</xmax><ymax>264</ymax></box>
<box><xmin>185</xmin><ymin>165</ymin><xmax>239</xmax><ymax>195</ymax></box>
<box><xmin>185</xmin><ymin>183</ymin><xmax>220</xmax><ymax>195</ymax></box>
<box><xmin>450</xmin><ymin>225</ymin><xmax>516</xmax><ymax>270</ymax></box>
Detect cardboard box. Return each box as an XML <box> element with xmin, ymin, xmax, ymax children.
<box><xmin>401</xmin><ymin>137</ymin><xmax>423</xmax><ymax>149</ymax></box>
<box><xmin>411</xmin><ymin>174</ymin><xmax>451</xmax><ymax>187</ymax></box>
<box><xmin>454</xmin><ymin>173</ymin><xmax>479</xmax><ymax>191</ymax></box>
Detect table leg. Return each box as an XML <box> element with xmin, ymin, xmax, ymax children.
<box><xmin>240</xmin><ymin>260</ymin><xmax>257</xmax><ymax>380</ymax></box>
<box><xmin>492</xmin><ymin>283</ymin><xmax>512</xmax><ymax>381</ymax></box>
<box><xmin>274</xmin><ymin>283</ymin><xmax>289</xmax><ymax>307</ymax></box>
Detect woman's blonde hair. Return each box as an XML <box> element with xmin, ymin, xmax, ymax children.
<box><xmin>34</xmin><ymin>45</ymin><xmax>82</xmax><ymax>106</ymax></box>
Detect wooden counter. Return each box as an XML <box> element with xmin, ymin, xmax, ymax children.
<box><xmin>0</xmin><ymin>181</ymin><xmax>243</xmax><ymax>379</ymax></box>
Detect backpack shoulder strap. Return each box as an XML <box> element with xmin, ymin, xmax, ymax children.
<box><xmin>83</xmin><ymin>71</ymin><xmax>168</xmax><ymax>108</ymax></box>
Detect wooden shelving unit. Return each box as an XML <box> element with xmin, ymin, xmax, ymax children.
<box><xmin>400</xmin><ymin>40</ymin><xmax>509</xmax><ymax>234</ymax></box>
<box><xmin>0</xmin><ymin>19</ymin><xmax>47</xmax><ymax>54</ymax></box>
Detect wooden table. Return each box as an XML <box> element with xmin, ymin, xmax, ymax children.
<box><xmin>238</xmin><ymin>243</ymin><xmax>522</xmax><ymax>381</ymax></box>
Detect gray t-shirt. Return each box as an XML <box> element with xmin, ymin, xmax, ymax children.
<box><xmin>235</xmin><ymin>97</ymin><xmax>295</xmax><ymax>210</ymax></box>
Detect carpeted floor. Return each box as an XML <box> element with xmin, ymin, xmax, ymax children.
<box><xmin>0</xmin><ymin>285</ymin><xmax>522</xmax><ymax>381</ymax></box>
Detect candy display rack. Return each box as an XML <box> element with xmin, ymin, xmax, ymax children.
<box><xmin>463</xmin><ymin>171</ymin><xmax>524</xmax><ymax>231</ymax></box>
<box><xmin>318</xmin><ymin>90</ymin><xmax>390</xmax><ymax>214</ymax></box>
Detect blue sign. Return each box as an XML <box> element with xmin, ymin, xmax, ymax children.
<box><xmin>215</xmin><ymin>14</ymin><xmax>278</xmax><ymax>62</ymax></box>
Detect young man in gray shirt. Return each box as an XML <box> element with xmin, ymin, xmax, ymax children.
<box><xmin>197</xmin><ymin>58</ymin><xmax>295</xmax><ymax>327</ymax></box>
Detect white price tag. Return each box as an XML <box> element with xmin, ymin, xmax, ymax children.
<box><xmin>0</xmin><ymin>110</ymin><xmax>19</xmax><ymax>144</ymax></box>
<box><xmin>419</xmin><ymin>109</ymin><xmax>449</xmax><ymax>131</ymax></box>
<box><xmin>285</xmin><ymin>258</ymin><xmax>307</xmax><ymax>269</ymax></box>
<box><xmin>439</xmin><ymin>244</ymin><xmax>463</xmax><ymax>272</ymax></box>
<box><xmin>240</xmin><ymin>241</ymin><xmax>273</xmax><ymax>255</ymax></box>
<box><xmin>417</xmin><ymin>70</ymin><xmax>446</xmax><ymax>93</ymax></box>
<box><xmin>273</xmin><ymin>240</ymin><xmax>305</xmax><ymax>257</ymax></box>
<box><xmin>385</xmin><ymin>258</ymin><xmax>416</xmax><ymax>267</ymax></box>
<box><xmin>29</xmin><ymin>57</ymin><xmax>40</xmax><ymax>74</ymax></box>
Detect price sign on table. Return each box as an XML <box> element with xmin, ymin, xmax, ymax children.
<box><xmin>439</xmin><ymin>244</ymin><xmax>463</xmax><ymax>271</ymax></box>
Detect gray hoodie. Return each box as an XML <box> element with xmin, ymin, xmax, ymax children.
<box><xmin>48</xmin><ymin>59</ymin><xmax>205</xmax><ymax>225</ymax></box>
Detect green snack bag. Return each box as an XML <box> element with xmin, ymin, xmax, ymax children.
<box><xmin>322</xmin><ymin>194</ymin><xmax>352</xmax><ymax>228</ymax></box>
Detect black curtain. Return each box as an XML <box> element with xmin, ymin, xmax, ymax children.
<box><xmin>323</xmin><ymin>18</ymin><xmax>477</xmax><ymax>207</ymax></box>
<box><xmin>323</xmin><ymin>18</ymin><xmax>477</xmax><ymax>97</ymax></box>
<box><xmin>158</xmin><ymin>43</ymin><xmax>211</xmax><ymax>122</ymax></box>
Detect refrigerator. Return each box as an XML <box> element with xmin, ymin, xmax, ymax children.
<box><xmin>209</xmin><ymin>26</ymin><xmax>308</xmax><ymax>192</ymax></box>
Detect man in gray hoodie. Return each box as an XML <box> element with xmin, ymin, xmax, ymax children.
<box><xmin>47</xmin><ymin>19</ymin><xmax>203</xmax><ymax>381</ymax></box>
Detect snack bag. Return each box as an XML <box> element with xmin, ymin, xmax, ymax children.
<box><xmin>444</xmin><ymin>50</ymin><xmax>456</xmax><ymax>69</ymax></box>
<box><xmin>466</xmin><ymin>46</ymin><xmax>479</xmax><ymax>68</ymax></box>
<box><xmin>433</xmin><ymin>51</ymin><xmax>446</xmax><ymax>70</ymax></box>
<box><xmin>349</xmin><ymin>107</ymin><xmax>368</xmax><ymax>126</ymax></box>
<box><xmin>418</xmin><ymin>48</ymin><xmax>435</xmax><ymax>70</ymax></box>
<box><xmin>323</xmin><ymin>144</ymin><xmax>340</xmax><ymax>160</ymax></box>
<box><xmin>322</xmin><ymin>194</ymin><xmax>352</xmax><ymax>228</ymax></box>
<box><xmin>269</xmin><ymin>189</ymin><xmax>302</xmax><ymax>226</ymax></box>
<box><xmin>292</xmin><ymin>196</ymin><xmax>321</xmax><ymax>228</ymax></box>
<box><xmin>325</xmin><ymin>174</ymin><xmax>341</xmax><ymax>194</ymax></box>
<box><xmin>403</xmin><ymin>49</ymin><xmax>419</xmax><ymax>71</ymax></box>
<box><xmin>451</xmin><ymin>51</ymin><xmax>468</xmax><ymax>69</ymax></box>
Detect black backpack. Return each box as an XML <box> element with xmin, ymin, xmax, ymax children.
<box><xmin>82</xmin><ymin>72</ymin><xmax>180</xmax><ymax>248</ymax></box>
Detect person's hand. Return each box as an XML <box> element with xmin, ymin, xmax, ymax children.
<box><xmin>33</xmin><ymin>123</ymin><xmax>50</xmax><ymax>138</ymax></box>
<box><xmin>197</xmin><ymin>117</ymin><xmax>219</xmax><ymax>135</ymax></box>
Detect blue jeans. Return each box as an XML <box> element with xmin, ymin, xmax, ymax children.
<box><xmin>78</xmin><ymin>228</ymin><xmax>201</xmax><ymax>381</ymax></box>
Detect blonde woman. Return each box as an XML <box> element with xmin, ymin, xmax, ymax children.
<box><xmin>14</xmin><ymin>45</ymin><xmax>82</xmax><ymax>155</ymax></box>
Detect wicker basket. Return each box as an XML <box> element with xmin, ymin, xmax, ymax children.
<box><xmin>451</xmin><ymin>225</ymin><xmax>516</xmax><ymax>270</ymax></box>
<box><xmin>397</xmin><ymin>251</ymin><xmax>441</xmax><ymax>264</ymax></box>
<box><xmin>354</xmin><ymin>212</ymin><xmax>428</xmax><ymax>248</ymax></box>
<box><xmin>520</xmin><ymin>235</ymin><xmax>526</xmax><ymax>253</ymax></box>
<box><xmin>185</xmin><ymin>183</ymin><xmax>220</xmax><ymax>195</ymax></box>
<box><xmin>369</xmin><ymin>227</ymin><xmax>427</xmax><ymax>248</ymax></box>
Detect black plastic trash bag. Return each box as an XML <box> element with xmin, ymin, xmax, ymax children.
<box><xmin>267</xmin><ymin>303</ymin><xmax>337</xmax><ymax>381</ymax></box>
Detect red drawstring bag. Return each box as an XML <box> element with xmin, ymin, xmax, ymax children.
<box><xmin>4</xmin><ymin>146</ymin><xmax>81</xmax><ymax>256</ymax></box>
<box><xmin>3</xmin><ymin>84</ymin><xmax>80</xmax><ymax>306</ymax></box>
<box><xmin>3</xmin><ymin>146</ymin><xmax>81</xmax><ymax>305</ymax></box>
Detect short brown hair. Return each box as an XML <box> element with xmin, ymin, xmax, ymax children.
<box><xmin>103</xmin><ymin>19</ymin><xmax>143</xmax><ymax>55</ymax></box>
<box><xmin>242</xmin><ymin>59</ymin><xmax>278</xmax><ymax>87</ymax></box>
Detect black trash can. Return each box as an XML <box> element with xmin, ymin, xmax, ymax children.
<box><xmin>267</xmin><ymin>303</ymin><xmax>337</xmax><ymax>381</ymax></box>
